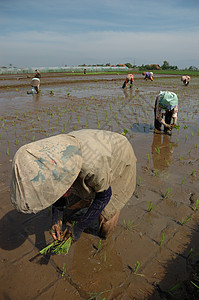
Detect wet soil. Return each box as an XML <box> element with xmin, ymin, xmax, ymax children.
<box><xmin>0</xmin><ymin>73</ymin><xmax>199</xmax><ymax>299</ymax></box>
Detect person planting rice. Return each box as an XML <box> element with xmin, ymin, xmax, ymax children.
<box><xmin>30</xmin><ymin>69</ymin><xmax>41</xmax><ymax>94</ymax></box>
<box><xmin>122</xmin><ymin>74</ymin><xmax>134</xmax><ymax>88</ymax></box>
<box><xmin>154</xmin><ymin>91</ymin><xmax>178</xmax><ymax>134</ymax></box>
<box><xmin>10</xmin><ymin>129</ymin><xmax>137</xmax><ymax>242</ymax></box>
<box><xmin>181</xmin><ymin>75</ymin><xmax>190</xmax><ymax>86</ymax></box>
<box><xmin>142</xmin><ymin>71</ymin><xmax>153</xmax><ymax>81</ymax></box>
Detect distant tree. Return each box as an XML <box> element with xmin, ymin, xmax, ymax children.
<box><xmin>125</xmin><ymin>62</ymin><xmax>133</xmax><ymax>69</ymax></box>
<box><xmin>105</xmin><ymin>63</ymin><xmax>110</xmax><ymax>66</ymax></box>
<box><xmin>161</xmin><ymin>60</ymin><xmax>170</xmax><ymax>69</ymax></box>
<box><xmin>189</xmin><ymin>66</ymin><xmax>198</xmax><ymax>71</ymax></box>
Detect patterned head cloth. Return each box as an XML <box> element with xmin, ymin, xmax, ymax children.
<box><xmin>10</xmin><ymin>134</ymin><xmax>82</xmax><ymax>214</ymax></box>
<box><xmin>159</xmin><ymin>91</ymin><xmax>178</xmax><ymax>110</ymax></box>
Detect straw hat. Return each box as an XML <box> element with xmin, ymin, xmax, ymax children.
<box><xmin>10</xmin><ymin>134</ymin><xmax>82</xmax><ymax>214</ymax></box>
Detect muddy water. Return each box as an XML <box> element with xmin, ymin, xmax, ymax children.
<box><xmin>0</xmin><ymin>74</ymin><xmax>199</xmax><ymax>299</ymax></box>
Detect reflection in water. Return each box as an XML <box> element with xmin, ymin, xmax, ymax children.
<box><xmin>151</xmin><ymin>133</ymin><xmax>177</xmax><ymax>171</ymax></box>
<box><xmin>122</xmin><ymin>88</ymin><xmax>133</xmax><ymax>99</ymax></box>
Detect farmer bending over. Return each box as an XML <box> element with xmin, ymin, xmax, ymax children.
<box><xmin>10</xmin><ymin>129</ymin><xmax>137</xmax><ymax>242</ymax></box>
<box><xmin>142</xmin><ymin>72</ymin><xmax>153</xmax><ymax>81</ymax></box>
<box><xmin>154</xmin><ymin>91</ymin><xmax>178</xmax><ymax>134</ymax></box>
<box><xmin>181</xmin><ymin>75</ymin><xmax>190</xmax><ymax>86</ymax></box>
<box><xmin>122</xmin><ymin>74</ymin><xmax>134</xmax><ymax>88</ymax></box>
<box><xmin>31</xmin><ymin>69</ymin><xmax>41</xmax><ymax>94</ymax></box>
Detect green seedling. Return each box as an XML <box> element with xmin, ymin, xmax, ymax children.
<box><xmin>62</xmin><ymin>263</ymin><xmax>66</xmax><ymax>277</ymax></box>
<box><xmin>154</xmin><ymin>169</ymin><xmax>158</xmax><ymax>176</ymax></box>
<box><xmin>40</xmin><ymin>236</ymin><xmax>72</xmax><ymax>255</ymax></box>
<box><xmin>181</xmin><ymin>215</ymin><xmax>191</xmax><ymax>225</ymax></box>
<box><xmin>147</xmin><ymin>154</ymin><xmax>149</xmax><ymax>161</ymax></box>
<box><xmin>123</xmin><ymin>220</ymin><xmax>136</xmax><ymax>230</ymax></box>
<box><xmin>174</xmin><ymin>125</ymin><xmax>180</xmax><ymax>130</ymax></box>
<box><xmin>134</xmin><ymin>261</ymin><xmax>140</xmax><ymax>274</ymax></box>
<box><xmin>137</xmin><ymin>177</ymin><xmax>142</xmax><ymax>186</ymax></box>
<box><xmin>147</xmin><ymin>201</ymin><xmax>154</xmax><ymax>212</ymax></box>
<box><xmin>167</xmin><ymin>283</ymin><xmax>181</xmax><ymax>296</ymax></box>
<box><xmin>191</xmin><ymin>169</ymin><xmax>196</xmax><ymax>176</ymax></box>
<box><xmin>121</xmin><ymin>128</ymin><xmax>129</xmax><ymax>136</ymax></box>
<box><xmin>163</xmin><ymin>188</ymin><xmax>172</xmax><ymax>199</ymax></box>
<box><xmin>160</xmin><ymin>233</ymin><xmax>165</xmax><ymax>246</ymax></box>
<box><xmin>155</xmin><ymin>147</ymin><xmax>160</xmax><ymax>154</ymax></box>
<box><xmin>186</xmin><ymin>247</ymin><xmax>194</xmax><ymax>260</ymax></box>
<box><xmin>88</xmin><ymin>290</ymin><xmax>110</xmax><ymax>300</ymax></box>
<box><xmin>94</xmin><ymin>239</ymin><xmax>102</xmax><ymax>257</ymax></box>
<box><xmin>181</xmin><ymin>177</ymin><xmax>186</xmax><ymax>185</ymax></box>
<box><xmin>6</xmin><ymin>147</ymin><xmax>9</xmax><ymax>156</ymax></box>
<box><xmin>194</xmin><ymin>199</ymin><xmax>199</xmax><ymax>211</ymax></box>
<box><xmin>183</xmin><ymin>125</ymin><xmax>188</xmax><ymax>129</ymax></box>
<box><xmin>191</xmin><ymin>281</ymin><xmax>199</xmax><ymax>289</ymax></box>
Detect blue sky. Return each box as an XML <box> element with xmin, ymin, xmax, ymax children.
<box><xmin>1</xmin><ymin>0</ymin><xmax>199</xmax><ymax>68</ymax></box>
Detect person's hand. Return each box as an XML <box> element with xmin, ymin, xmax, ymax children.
<box><xmin>63</xmin><ymin>225</ymin><xmax>72</xmax><ymax>240</ymax></box>
<box><xmin>50</xmin><ymin>219</ymin><xmax>63</xmax><ymax>241</ymax></box>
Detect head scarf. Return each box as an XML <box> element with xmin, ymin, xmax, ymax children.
<box><xmin>159</xmin><ymin>91</ymin><xmax>178</xmax><ymax>110</ymax></box>
<box><xmin>10</xmin><ymin>134</ymin><xmax>82</xmax><ymax>214</ymax></box>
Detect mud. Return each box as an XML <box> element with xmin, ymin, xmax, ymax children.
<box><xmin>0</xmin><ymin>73</ymin><xmax>199</xmax><ymax>299</ymax></box>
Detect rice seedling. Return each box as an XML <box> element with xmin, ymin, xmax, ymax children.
<box><xmin>123</xmin><ymin>219</ymin><xmax>136</xmax><ymax>230</ymax></box>
<box><xmin>121</xmin><ymin>128</ymin><xmax>129</xmax><ymax>136</ymax></box>
<box><xmin>163</xmin><ymin>188</ymin><xmax>172</xmax><ymax>199</ymax></box>
<box><xmin>137</xmin><ymin>176</ymin><xmax>142</xmax><ymax>186</ymax></box>
<box><xmin>181</xmin><ymin>215</ymin><xmax>191</xmax><ymax>225</ymax></box>
<box><xmin>94</xmin><ymin>239</ymin><xmax>102</xmax><ymax>257</ymax></box>
<box><xmin>186</xmin><ymin>247</ymin><xmax>194</xmax><ymax>260</ymax></box>
<box><xmin>147</xmin><ymin>154</ymin><xmax>149</xmax><ymax>161</ymax></box>
<box><xmin>166</xmin><ymin>283</ymin><xmax>181</xmax><ymax>296</ymax></box>
<box><xmin>134</xmin><ymin>261</ymin><xmax>140</xmax><ymax>274</ymax></box>
<box><xmin>40</xmin><ymin>236</ymin><xmax>72</xmax><ymax>255</ymax></box>
<box><xmin>160</xmin><ymin>233</ymin><xmax>165</xmax><ymax>246</ymax></box>
<box><xmin>154</xmin><ymin>169</ymin><xmax>158</xmax><ymax>176</ymax></box>
<box><xmin>181</xmin><ymin>177</ymin><xmax>185</xmax><ymax>185</ymax></box>
<box><xmin>191</xmin><ymin>281</ymin><xmax>199</xmax><ymax>289</ymax></box>
<box><xmin>194</xmin><ymin>199</ymin><xmax>199</xmax><ymax>211</ymax></box>
<box><xmin>191</xmin><ymin>169</ymin><xmax>196</xmax><ymax>176</ymax></box>
<box><xmin>6</xmin><ymin>147</ymin><xmax>9</xmax><ymax>156</ymax></box>
<box><xmin>147</xmin><ymin>201</ymin><xmax>154</xmax><ymax>212</ymax></box>
<box><xmin>155</xmin><ymin>147</ymin><xmax>160</xmax><ymax>154</ymax></box>
<box><xmin>88</xmin><ymin>290</ymin><xmax>110</xmax><ymax>300</ymax></box>
<box><xmin>62</xmin><ymin>263</ymin><xmax>66</xmax><ymax>277</ymax></box>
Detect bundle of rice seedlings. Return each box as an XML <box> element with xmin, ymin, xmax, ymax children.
<box><xmin>40</xmin><ymin>236</ymin><xmax>72</xmax><ymax>255</ymax></box>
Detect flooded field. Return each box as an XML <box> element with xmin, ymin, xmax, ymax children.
<box><xmin>0</xmin><ymin>73</ymin><xmax>199</xmax><ymax>299</ymax></box>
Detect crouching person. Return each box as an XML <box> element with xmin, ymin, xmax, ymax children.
<box><xmin>122</xmin><ymin>74</ymin><xmax>134</xmax><ymax>88</ymax></box>
<box><xmin>10</xmin><ymin>129</ymin><xmax>137</xmax><ymax>242</ymax></box>
<box><xmin>154</xmin><ymin>91</ymin><xmax>178</xmax><ymax>134</ymax></box>
<box><xmin>181</xmin><ymin>75</ymin><xmax>190</xmax><ymax>86</ymax></box>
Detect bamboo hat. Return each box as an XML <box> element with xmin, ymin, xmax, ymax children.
<box><xmin>10</xmin><ymin>134</ymin><xmax>82</xmax><ymax>214</ymax></box>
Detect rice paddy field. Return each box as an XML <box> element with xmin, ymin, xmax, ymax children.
<box><xmin>0</xmin><ymin>72</ymin><xmax>199</xmax><ymax>299</ymax></box>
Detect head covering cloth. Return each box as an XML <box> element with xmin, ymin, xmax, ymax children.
<box><xmin>159</xmin><ymin>91</ymin><xmax>178</xmax><ymax>110</ymax></box>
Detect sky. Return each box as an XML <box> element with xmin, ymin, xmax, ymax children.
<box><xmin>0</xmin><ymin>0</ymin><xmax>199</xmax><ymax>69</ymax></box>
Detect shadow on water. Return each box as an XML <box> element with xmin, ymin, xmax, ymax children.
<box><xmin>148</xmin><ymin>224</ymin><xmax>199</xmax><ymax>299</ymax></box>
<box><xmin>0</xmin><ymin>209</ymin><xmax>52</xmax><ymax>264</ymax></box>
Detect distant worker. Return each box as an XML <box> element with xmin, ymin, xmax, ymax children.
<box><xmin>181</xmin><ymin>75</ymin><xmax>190</xmax><ymax>86</ymax></box>
<box><xmin>122</xmin><ymin>74</ymin><xmax>134</xmax><ymax>88</ymax></box>
<box><xmin>154</xmin><ymin>91</ymin><xmax>178</xmax><ymax>134</ymax></box>
<box><xmin>31</xmin><ymin>69</ymin><xmax>41</xmax><ymax>94</ymax></box>
<box><xmin>142</xmin><ymin>72</ymin><xmax>153</xmax><ymax>81</ymax></box>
